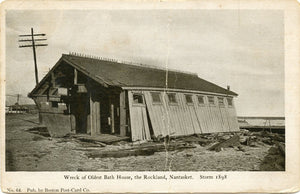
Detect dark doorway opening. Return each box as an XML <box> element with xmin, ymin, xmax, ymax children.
<box><xmin>70</xmin><ymin>93</ymin><xmax>90</xmax><ymax>134</ymax></box>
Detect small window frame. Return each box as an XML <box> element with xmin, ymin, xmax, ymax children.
<box><xmin>167</xmin><ymin>93</ymin><xmax>178</xmax><ymax>105</ymax></box>
<box><xmin>151</xmin><ymin>92</ymin><xmax>162</xmax><ymax>105</ymax></box>
<box><xmin>197</xmin><ymin>95</ymin><xmax>205</xmax><ymax>106</ymax></box>
<box><xmin>227</xmin><ymin>97</ymin><xmax>234</xmax><ymax>107</ymax></box>
<box><xmin>132</xmin><ymin>93</ymin><xmax>144</xmax><ymax>105</ymax></box>
<box><xmin>218</xmin><ymin>97</ymin><xmax>225</xmax><ymax>107</ymax></box>
<box><xmin>208</xmin><ymin>96</ymin><xmax>215</xmax><ymax>106</ymax></box>
<box><xmin>185</xmin><ymin>94</ymin><xmax>193</xmax><ymax>105</ymax></box>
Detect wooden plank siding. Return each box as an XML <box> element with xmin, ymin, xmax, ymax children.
<box><xmin>128</xmin><ymin>91</ymin><xmax>151</xmax><ymax>141</ymax></box>
<box><xmin>129</xmin><ymin>90</ymin><xmax>239</xmax><ymax>139</ymax></box>
<box><xmin>180</xmin><ymin>94</ymin><xmax>201</xmax><ymax>134</ymax></box>
<box><xmin>144</xmin><ymin>92</ymin><xmax>168</xmax><ymax>136</ymax></box>
<box><xmin>89</xmin><ymin>93</ymin><xmax>101</xmax><ymax>136</ymax></box>
<box><xmin>193</xmin><ymin>95</ymin><xmax>210</xmax><ymax>134</ymax></box>
<box><xmin>119</xmin><ymin>91</ymin><xmax>127</xmax><ymax>136</ymax></box>
<box><xmin>225</xmin><ymin>98</ymin><xmax>240</xmax><ymax>132</ymax></box>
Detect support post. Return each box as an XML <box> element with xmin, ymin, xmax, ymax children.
<box><xmin>74</xmin><ymin>68</ymin><xmax>77</xmax><ymax>85</ymax></box>
<box><xmin>119</xmin><ymin>91</ymin><xmax>127</xmax><ymax>136</ymax></box>
<box><xmin>111</xmin><ymin>103</ymin><xmax>115</xmax><ymax>134</ymax></box>
<box><xmin>51</xmin><ymin>72</ymin><xmax>55</xmax><ymax>88</ymax></box>
<box><xmin>90</xmin><ymin>92</ymin><xmax>96</xmax><ymax>136</ymax></box>
<box><xmin>90</xmin><ymin>91</ymin><xmax>101</xmax><ymax>136</ymax></box>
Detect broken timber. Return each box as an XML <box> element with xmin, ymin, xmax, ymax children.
<box><xmin>86</xmin><ymin>142</ymin><xmax>196</xmax><ymax>158</ymax></box>
<box><xmin>208</xmin><ymin>135</ymin><xmax>240</xmax><ymax>152</ymax></box>
<box><xmin>71</xmin><ymin>134</ymin><xmax>130</xmax><ymax>145</ymax></box>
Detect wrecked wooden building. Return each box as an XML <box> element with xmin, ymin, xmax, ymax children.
<box><xmin>28</xmin><ymin>53</ymin><xmax>240</xmax><ymax>141</ymax></box>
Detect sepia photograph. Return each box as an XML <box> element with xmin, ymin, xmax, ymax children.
<box><xmin>1</xmin><ymin>0</ymin><xmax>299</xmax><ymax>193</ymax></box>
<box><xmin>4</xmin><ymin>8</ymin><xmax>285</xmax><ymax>172</ymax></box>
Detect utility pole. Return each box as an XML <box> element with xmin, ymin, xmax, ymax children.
<box><xmin>19</xmin><ymin>28</ymin><xmax>48</xmax><ymax>85</ymax></box>
<box><xmin>6</xmin><ymin>94</ymin><xmax>21</xmax><ymax>105</ymax></box>
<box><xmin>17</xmin><ymin>94</ymin><xmax>20</xmax><ymax>105</ymax></box>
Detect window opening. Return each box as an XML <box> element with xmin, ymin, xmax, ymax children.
<box><xmin>167</xmin><ymin>93</ymin><xmax>177</xmax><ymax>103</ymax></box>
<box><xmin>227</xmin><ymin>98</ymin><xmax>233</xmax><ymax>106</ymax></box>
<box><xmin>151</xmin><ymin>92</ymin><xmax>161</xmax><ymax>103</ymax></box>
<box><xmin>198</xmin><ymin>95</ymin><xmax>205</xmax><ymax>104</ymax></box>
<box><xmin>208</xmin><ymin>96</ymin><xmax>215</xmax><ymax>105</ymax></box>
<box><xmin>133</xmin><ymin>94</ymin><xmax>144</xmax><ymax>104</ymax></box>
<box><xmin>218</xmin><ymin>97</ymin><xmax>224</xmax><ymax>106</ymax></box>
<box><xmin>185</xmin><ymin>94</ymin><xmax>193</xmax><ymax>104</ymax></box>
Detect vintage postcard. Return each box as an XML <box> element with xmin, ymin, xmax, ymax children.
<box><xmin>1</xmin><ymin>0</ymin><xmax>300</xmax><ymax>193</ymax></box>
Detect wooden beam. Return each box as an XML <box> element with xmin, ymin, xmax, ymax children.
<box><xmin>90</xmin><ymin>91</ymin><xmax>101</xmax><ymax>136</ymax></box>
<box><xmin>74</xmin><ymin>68</ymin><xmax>77</xmax><ymax>85</ymax></box>
<box><xmin>51</xmin><ymin>72</ymin><xmax>55</xmax><ymax>87</ymax></box>
<box><xmin>111</xmin><ymin>103</ymin><xmax>115</xmax><ymax>134</ymax></box>
<box><xmin>119</xmin><ymin>91</ymin><xmax>127</xmax><ymax>136</ymax></box>
<box><xmin>90</xmin><ymin>93</ymin><xmax>96</xmax><ymax>136</ymax></box>
<box><xmin>96</xmin><ymin>100</ymin><xmax>101</xmax><ymax>134</ymax></box>
<box><xmin>37</xmin><ymin>83</ymin><xmax>50</xmax><ymax>96</ymax></box>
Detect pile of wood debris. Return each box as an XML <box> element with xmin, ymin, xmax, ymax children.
<box><xmin>26</xmin><ymin>126</ymin><xmax>285</xmax><ymax>166</ymax></box>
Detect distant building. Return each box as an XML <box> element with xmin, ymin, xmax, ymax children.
<box><xmin>28</xmin><ymin>53</ymin><xmax>239</xmax><ymax>141</ymax></box>
<box><xmin>5</xmin><ymin>103</ymin><xmax>38</xmax><ymax>114</ymax></box>
<box><xmin>6</xmin><ymin>103</ymin><xmax>28</xmax><ymax>114</ymax></box>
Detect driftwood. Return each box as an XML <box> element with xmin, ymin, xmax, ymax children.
<box><xmin>87</xmin><ymin>147</ymin><xmax>156</xmax><ymax>158</ymax></box>
<box><xmin>177</xmin><ymin>135</ymin><xmax>211</xmax><ymax>146</ymax></box>
<box><xmin>72</xmin><ymin>134</ymin><xmax>130</xmax><ymax>145</ymax></box>
<box><xmin>76</xmin><ymin>137</ymin><xmax>107</xmax><ymax>147</ymax></box>
<box><xmin>86</xmin><ymin>142</ymin><xmax>196</xmax><ymax>158</ymax></box>
<box><xmin>208</xmin><ymin>135</ymin><xmax>240</xmax><ymax>152</ymax></box>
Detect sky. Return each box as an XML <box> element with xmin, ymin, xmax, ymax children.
<box><xmin>5</xmin><ymin>10</ymin><xmax>284</xmax><ymax>116</ymax></box>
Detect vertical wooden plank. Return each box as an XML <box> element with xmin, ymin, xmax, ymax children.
<box><xmin>143</xmin><ymin>91</ymin><xmax>161</xmax><ymax>136</ymax></box>
<box><xmin>213</xmin><ymin>96</ymin><xmax>224</xmax><ymax>132</ymax></box>
<box><xmin>96</xmin><ymin>101</ymin><xmax>101</xmax><ymax>134</ymax></box>
<box><xmin>87</xmin><ymin>114</ymin><xmax>91</xmax><ymax>134</ymax></box>
<box><xmin>220</xmin><ymin>106</ymin><xmax>230</xmax><ymax>132</ymax></box>
<box><xmin>172</xmin><ymin>93</ymin><xmax>185</xmax><ymax>136</ymax></box>
<box><xmin>111</xmin><ymin>103</ymin><xmax>115</xmax><ymax>134</ymax></box>
<box><xmin>165</xmin><ymin>93</ymin><xmax>182</xmax><ymax>136</ymax></box>
<box><xmin>207</xmin><ymin>97</ymin><xmax>219</xmax><ymax>133</ymax></box>
<box><xmin>141</xmin><ymin>105</ymin><xmax>151</xmax><ymax>140</ymax></box>
<box><xmin>90</xmin><ymin>93</ymin><xmax>96</xmax><ymax>136</ymax></box>
<box><xmin>128</xmin><ymin>91</ymin><xmax>151</xmax><ymax>141</ymax></box>
<box><xmin>127</xmin><ymin>91</ymin><xmax>136</xmax><ymax>140</ymax></box>
<box><xmin>74</xmin><ymin>68</ymin><xmax>77</xmax><ymax>85</ymax></box>
<box><xmin>225</xmin><ymin>98</ymin><xmax>239</xmax><ymax>132</ymax></box>
<box><xmin>119</xmin><ymin>91</ymin><xmax>127</xmax><ymax>136</ymax></box>
<box><xmin>190</xmin><ymin>95</ymin><xmax>202</xmax><ymax>134</ymax></box>
<box><xmin>89</xmin><ymin>92</ymin><xmax>101</xmax><ymax>136</ymax></box>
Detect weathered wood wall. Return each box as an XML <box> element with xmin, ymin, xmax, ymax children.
<box><xmin>90</xmin><ymin>92</ymin><xmax>101</xmax><ymax>136</ymax></box>
<box><xmin>127</xmin><ymin>90</ymin><xmax>239</xmax><ymax>140</ymax></box>
<box><xmin>34</xmin><ymin>97</ymin><xmax>74</xmax><ymax>137</ymax></box>
<box><xmin>128</xmin><ymin>91</ymin><xmax>151</xmax><ymax>141</ymax></box>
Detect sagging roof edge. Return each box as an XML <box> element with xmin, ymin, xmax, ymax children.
<box><xmin>122</xmin><ymin>87</ymin><xmax>238</xmax><ymax>97</ymax></box>
<box><xmin>28</xmin><ymin>57</ymin><xmax>64</xmax><ymax>98</ymax></box>
<box><xmin>28</xmin><ymin>54</ymin><xmax>238</xmax><ymax>98</ymax></box>
<box><xmin>28</xmin><ymin>55</ymin><xmax>110</xmax><ymax>98</ymax></box>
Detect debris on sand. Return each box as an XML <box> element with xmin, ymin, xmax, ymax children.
<box><xmin>86</xmin><ymin>142</ymin><xmax>196</xmax><ymax>158</ymax></box>
<box><xmin>176</xmin><ymin>135</ymin><xmax>212</xmax><ymax>146</ymax></box>
<box><xmin>260</xmin><ymin>142</ymin><xmax>285</xmax><ymax>171</ymax></box>
<box><xmin>26</xmin><ymin>126</ymin><xmax>50</xmax><ymax>137</ymax></box>
<box><xmin>208</xmin><ymin>135</ymin><xmax>240</xmax><ymax>152</ymax></box>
